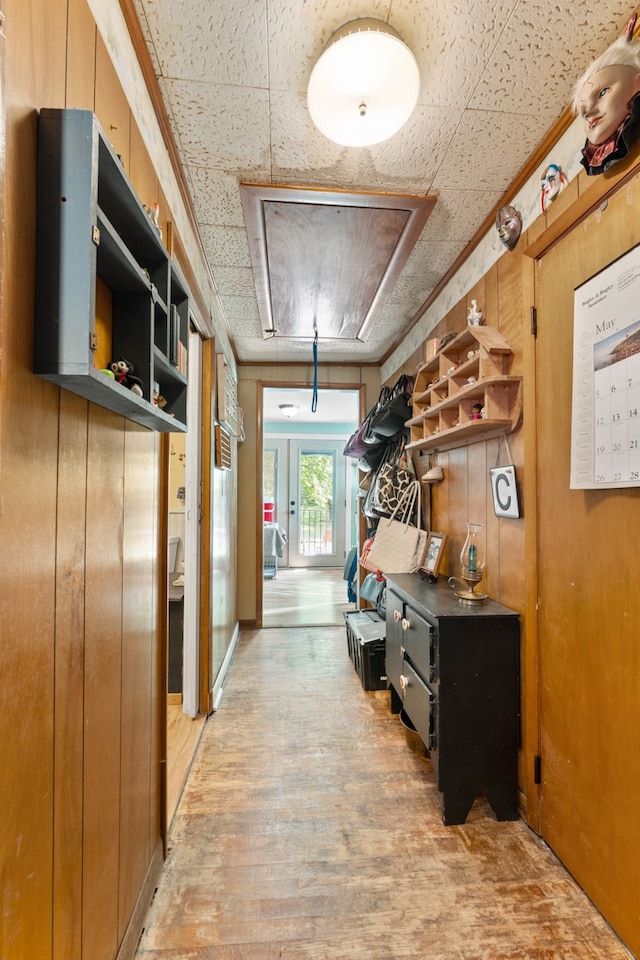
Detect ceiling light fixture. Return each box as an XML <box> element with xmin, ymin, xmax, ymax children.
<box><xmin>307</xmin><ymin>19</ymin><xmax>420</xmax><ymax>148</ymax></box>
<box><xmin>278</xmin><ymin>403</ymin><xmax>300</xmax><ymax>418</ymax></box>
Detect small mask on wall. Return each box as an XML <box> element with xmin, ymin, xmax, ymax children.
<box><xmin>540</xmin><ymin>163</ymin><xmax>565</xmax><ymax>213</ymax></box>
<box><xmin>495</xmin><ymin>205</ymin><xmax>522</xmax><ymax>250</ymax></box>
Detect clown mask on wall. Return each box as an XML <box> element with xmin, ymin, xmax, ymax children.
<box><xmin>540</xmin><ymin>164</ymin><xmax>565</xmax><ymax>213</ymax></box>
<box><xmin>573</xmin><ymin>25</ymin><xmax>640</xmax><ymax>176</ymax></box>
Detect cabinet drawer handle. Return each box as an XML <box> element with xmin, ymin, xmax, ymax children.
<box><xmin>399</xmin><ymin>674</ymin><xmax>409</xmax><ymax>691</ymax></box>
<box><xmin>401</xmin><ymin>617</ymin><xmax>411</xmax><ymax>631</ymax></box>
<box><xmin>393</xmin><ymin>609</ymin><xmax>401</xmax><ymax>622</ymax></box>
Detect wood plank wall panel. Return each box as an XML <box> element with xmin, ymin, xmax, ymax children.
<box><xmin>95</xmin><ymin>34</ymin><xmax>131</xmax><ymax>172</ymax></box>
<box><xmin>535</xmin><ymin>168</ymin><xmax>640</xmax><ymax>957</ymax></box>
<box><xmin>1</xmin><ymin>1</ymin><xmax>178</xmax><ymax>957</ymax></box>
<box><xmin>53</xmin><ymin>390</ymin><xmax>89</xmax><ymax>960</ymax></box>
<box><xmin>65</xmin><ymin>0</ymin><xmax>96</xmax><ymax>109</ymax></box>
<box><xmin>83</xmin><ymin>406</ymin><xmax>125</xmax><ymax>960</ymax></box>
<box><xmin>405</xmin><ymin>240</ymin><xmax>529</xmax><ymax>815</ymax></box>
<box><xmin>130</xmin><ymin>123</ymin><xmax>159</xmax><ymax>215</ymax></box>
<box><xmin>119</xmin><ymin>424</ymin><xmax>158</xmax><ymax>935</ymax></box>
<box><xmin>0</xmin><ymin>1</ymin><xmax>66</xmax><ymax>956</ymax></box>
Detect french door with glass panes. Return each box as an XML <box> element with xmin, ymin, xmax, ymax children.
<box><xmin>287</xmin><ymin>440</ymin><xmax>347</xmax><ymax>567</ymax></box>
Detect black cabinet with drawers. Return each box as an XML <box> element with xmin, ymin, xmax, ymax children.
<box><xmin>386</xmin><ymin>574</ymin><xmax>520</xmax><ymax>825</ymax></box>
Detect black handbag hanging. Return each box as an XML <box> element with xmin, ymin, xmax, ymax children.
<box><xmin>343</xmin><ymin>386</ymin><xmax>391</xmax><ymax>459</ymax></box>
<box><xmin>368</xmin><ymin>373</ymin><xmax>415</xmax><ymax>439</ymax></box>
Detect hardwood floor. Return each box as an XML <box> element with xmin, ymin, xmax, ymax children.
<box><xmin>263</xmin><ymin>565</ymin><xmax>355</xmax><ymax>627</ymax></box>
<box><xmin>137</xmin><ymin>624</ymin><xmax>632</xmax><ymax>959</ymax></box>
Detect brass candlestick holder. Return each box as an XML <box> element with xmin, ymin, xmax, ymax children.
<box><xmin>448</xmin><ymin>568</ymin><xmax>488</xmax><ymax>605</ymax></box>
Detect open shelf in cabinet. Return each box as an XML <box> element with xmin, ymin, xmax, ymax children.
<box><xmin>34</xmin><ymin>108</ymin><xmax>189</xmax><ymax>432</ymax></box>
<box><xmin>407</xmin><ymin>326</ymin><xmax>522</xmax><ymax>453</ymax></box>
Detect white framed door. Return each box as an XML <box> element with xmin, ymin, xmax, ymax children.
<box><xmin>287</xmin><ymin>439</ymin><xmax>347</xmax><ymax>567</ymax></box>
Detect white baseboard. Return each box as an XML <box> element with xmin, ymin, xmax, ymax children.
<box><xmin>211</xmin><ymin>621</ymin><xmax>240</xmax><ymax>711</ymax></box>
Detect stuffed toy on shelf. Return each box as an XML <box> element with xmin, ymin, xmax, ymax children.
<box><xmin>110</xmin><ymin>357</ymin><xmax>143</xmax><ymax>396</ymax></box>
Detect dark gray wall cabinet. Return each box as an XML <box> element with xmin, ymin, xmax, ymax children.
<box><xmin>34</xmin><ymin>108</ymin><xmax>189</xmax><ymax>432</ymax></box>
<box><xmin>386</xmin><ymin>575</ymin><xmax>520</xmax><ymax>825</ymax></box>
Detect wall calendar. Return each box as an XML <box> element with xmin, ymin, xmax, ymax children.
<box><xmin>571</xmin><ymin>242</ymin><xmax>640</xmax><ymax>489</ymax></box>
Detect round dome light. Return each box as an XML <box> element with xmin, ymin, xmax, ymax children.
<box><xmin>307</xmin><ymin>19</ymin><xmax>420</xmax><ymax>148</ymax></box>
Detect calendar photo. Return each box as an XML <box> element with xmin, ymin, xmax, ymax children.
<box><xmin>571</xmin><ymin>243</ymin><xmax>640</xmax><ymax>489</ymax></box>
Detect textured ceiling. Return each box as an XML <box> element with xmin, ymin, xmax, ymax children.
<box><xmin>132</xmin><ymin>0</ymin><xmax>634</xmax><ymax>364</ymax></box>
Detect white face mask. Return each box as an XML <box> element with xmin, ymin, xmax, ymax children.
<box><xmin>579</xmin><ymin>63</ymin><xmax>640</xmax><ymax>145</ymax></box>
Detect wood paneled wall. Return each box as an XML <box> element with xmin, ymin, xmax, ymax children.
<box><xmin>398</xmin><ymin>254</ymin><xmax>531</xmax><ymax>815</ymax></box>
<box><xmin>0</xmin><ymin>1</ymin><xmax>177</xmax><ymax>957</ymax></box>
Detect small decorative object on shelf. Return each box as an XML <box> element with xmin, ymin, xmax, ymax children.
<box><xmin>110</xmin><ymin>357</ymin><xmax>143</xmax><ymax>396</ymax></box>
<box><xmin>467</xmin><ymin>299</ymin><xmax>483</xmax><ymax>325</ymax></box>
<box><xmin>144</xmin><ymin>201</ymin><xmax>162</xmax><ymax>237</ymax></box>
<box><xmin>448</xmin><ymin>522</ymin><xmax>488</xmax><ymax>604</ymax></box>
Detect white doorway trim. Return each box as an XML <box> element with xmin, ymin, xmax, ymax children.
<box><xmin>182</xmin><ymin>326</ymin><xmax>202</xmax><ymax>718</ymax></box>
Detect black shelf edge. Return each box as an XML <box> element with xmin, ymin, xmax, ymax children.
<box><xmin>40</xmin><ymin>367</ymin><xmax>186</xmax><ymax>433</ymax></box>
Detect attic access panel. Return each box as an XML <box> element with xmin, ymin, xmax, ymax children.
<box><xmin>240</xmin><ymin>183</ymin><xmax>436</xmax><ymax>341</ymax></box>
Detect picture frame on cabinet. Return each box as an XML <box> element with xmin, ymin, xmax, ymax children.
<box><xmin>420</xmin><ymin>532</ymin><xmax>447</xmax><ymax>580</ymax></box>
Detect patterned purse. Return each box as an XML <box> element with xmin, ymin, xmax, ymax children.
<box><xmin>374</xmin><ymin>438</ymin><xmax>416</xmax><ymax>516</ymax></box>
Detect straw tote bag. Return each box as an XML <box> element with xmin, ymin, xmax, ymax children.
<box><xmin>366</xmin><ymin>480</ymin><xmax>427</xmax><ymax>574</ymax></box>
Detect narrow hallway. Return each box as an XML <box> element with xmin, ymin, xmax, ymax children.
<box><xmin>136</xmin><ymin>625</ymin><xmax>631</xmax><ymax>959</ymax></box>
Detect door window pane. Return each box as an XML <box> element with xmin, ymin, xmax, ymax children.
<box><xmin>299</xmin><ymin>451</ymin><xmax>334</xmax><ymax>555</ymax></box>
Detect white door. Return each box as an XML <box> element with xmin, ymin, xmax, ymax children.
<box><xmin>287</xmin><ymin>439</ymin><xmax>347</xmax><ymax>567</ymax></box>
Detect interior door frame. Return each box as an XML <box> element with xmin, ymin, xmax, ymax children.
<box><xmin>256</xmin><ymin>381</ymin><xmax>365</xmax><ymax>627</ymax></box>
<box><xmin>182</xmin><ymin>325</ymin><xmax>202</xmax><ymax>717</ymax></box>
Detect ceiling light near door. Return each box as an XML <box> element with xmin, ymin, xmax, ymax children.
<box><xmin>307</xmin><ymin>19</ymin><xmax>420</xmax><ymax>148</ymax></box>
<box><xmin>279</xmin><ymin>403</ymin><xmax>300</xmax><ymax>418</ymax></box>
